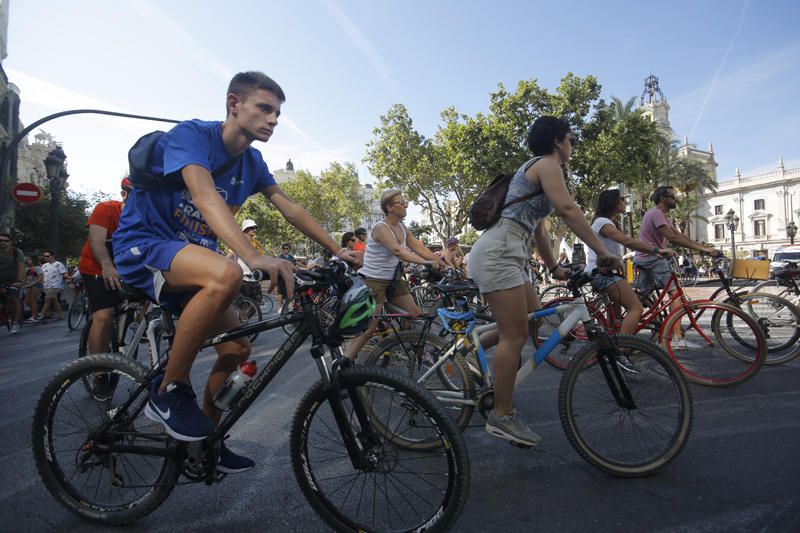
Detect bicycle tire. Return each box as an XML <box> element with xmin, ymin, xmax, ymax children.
<box><xmin>364</xmin><ymin>330</ymin><xmax>476</xmax><ymax>434</ymax></box>
<box><xmin>290</xmin><ymin>365</ymin><xmax>470</xmax><ymax>533</ymax></box>
<box><xmin>539</xmin><ymin>284</ymin><xmax>570</xmax><ymax>303</ymax></box>
<box><xmin>67</xmin><ymin>293</ymin><xmax>86</xmax><ymax>331</ymax></box>
<box><xmin>32</xmin><ymin>353</ymin><xmax>180</xmax><ymax>525</ymax></box>
<box><xmin>661</xmin><ymin>301</ymin><xmax>767</xmax><ymax>387</ymax></box>
<box><xmin>78</xmin><ymin>318</ymin><xmax>123</xmax><ymax>395</ymax></box>
<box><xmin>718</xmin><ymin>292</ymin><xmax>800</xmax><ymax>365</ymax></box>
<box><xmin>233</xmin><ymin>296</ymin><xmax>262</xmax><ymax>342</ymax></box>
<box><xmin>559</xmin><ymin>335</ymin><xmax>693</xmax><ymax>477</ymax></box>
<box><xmin>259</xmin><ymin>291</ymin><xmax>275</xmax><ymax>315</ymax></box>
<box><xmin>750</xmin><ymin>278</ymin><xmax>797</xmax><ymax>300</ymax></box>
<box><xmin>279</xmin><ymin>298</ymin><xmax>299</xmax><ymax>336</ymax></box>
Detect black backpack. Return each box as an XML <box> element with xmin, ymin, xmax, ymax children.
<box><xmin>128</xmin><ymin>131</ymin><xmax>241</xmax><ymax>190</ymax></box>
<box><xmin>468</xmin><ymin>157</ymin><xmax>543</xmax><ymax>231</ymax></box>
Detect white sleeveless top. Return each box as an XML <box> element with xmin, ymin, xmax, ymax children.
<box><xmin>359</xmin><ymin>221</ymin><xmax>409</xmax><ymax>280</ymax></box>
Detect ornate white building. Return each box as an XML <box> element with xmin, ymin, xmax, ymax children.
<box><xmin>705</xmin><ymin>160</ymin><xmax>800</xmax><ymax>257</ymax></box>
<box><xmin>358</xmin><ymin>183</ymin><xmax>383</xmax><ymax>231</ymax></box>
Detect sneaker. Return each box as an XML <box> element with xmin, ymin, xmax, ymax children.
<box><xmin>35</xmin><ymin>314</ymin><xmax>44</xmax><ymax>320</ymax></box>
<box><xmin>485</xmin><ymin>408</ymin><xmax>543</xmax><ymax>447</ymax></box>
<box><xmin>217</xmin><ymin>438</ymin><xmax>255</xmax><ymax>474</ymax></box>
<box><xmin>616</xmin><ymin>354</ymin><xmax>640</xmax><ymax>374</ymax></box>
<box><xmin>675</xmin><ymin>338</ymin><xmax>703</xmax><ymax>350</ymax></box>
<box><xmin>91</xmin><ymin>373</ymin><xmax>117</xmax><ymax>401</ymax></box>
<box><xmin>144</xmin><ymin>376</ymin><xmax>214</xmax><ymax>442</ymax></box>
<box><xmin>10</xmin><ymin>324</ymin><xmax>20</xmax><ymax>334</ymax></box>
<box><xmin>24</xmin><ymin>317</ymin><xmax>38</xmax><ymax>323</ymax></box>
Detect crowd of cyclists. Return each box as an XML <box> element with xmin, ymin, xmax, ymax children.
<box><xmin>24</xmin><ymin>70</ymin><xmax>800</xmax><ymax>531</ymax></box>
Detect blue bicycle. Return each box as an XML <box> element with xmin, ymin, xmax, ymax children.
<box><xmin>366</xmin><ymin>269</ymin><xmax>694</xmax><ymax>477</ymax></box>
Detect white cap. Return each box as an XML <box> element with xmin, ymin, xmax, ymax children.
<box><xmin>241</xmin><ymin>219</ymin><xmax>257</xmax><ymax>231</ymax></box>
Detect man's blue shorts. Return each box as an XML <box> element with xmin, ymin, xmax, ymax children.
<box><xmin>114</xmin><ymin>239</ymin><xmax>193</xmax><ymax>309</ymax></box>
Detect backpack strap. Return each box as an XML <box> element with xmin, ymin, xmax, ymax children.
<box><xmin>498</xmin><ymin>156</ymin><xmax>545</xmax><ymax>212</ymax></box>
<box><xmin>211</xmin><ymin>155</ymin><xmax>241</xmax><ymax>178</ymax></box>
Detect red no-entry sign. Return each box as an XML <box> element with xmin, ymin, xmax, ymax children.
<box><xmin>12</xmin><ymin>182</ymin><xmax>43</xmax><ymax>204</ymax></box>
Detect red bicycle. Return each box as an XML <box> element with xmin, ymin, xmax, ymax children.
<box><xmin>536</xmin><ymin>259</ymin><xmax>768</xmax><ymax>387</ymax></box>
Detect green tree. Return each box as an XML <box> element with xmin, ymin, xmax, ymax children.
<box><xmin>13</xmin><ymin>187</ymin><xmax>92</xmax><ymax>260</ymax></box>
<box><xmin>235</xmin><ymin>162</ymin><xmax>368</xmax><ymax>256</ymax></box>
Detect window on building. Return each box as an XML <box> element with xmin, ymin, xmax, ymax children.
<box><xmin>754</xmin><ymin>199</ymin><xmax>765</xmax><ymax>211</ymax></box>
<box><xmin>714</xmin><ymin>205</ymin><xmax>722</xmax><ymax>215</ymax></box>
<box><xmin>753</xmin><ymin>219</ymin><xmax>766</xmax><ymax>237</ymax></box>
<box><xmin>714</xmin><ymin>224</ymin><xmax>725</xmax><ymax>240</ymax></box>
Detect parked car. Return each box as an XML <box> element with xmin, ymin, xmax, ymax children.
<box><xmin>769</xmin><ymin>245</ymin><xmax>800</xmax><ymax>278</ymax></box>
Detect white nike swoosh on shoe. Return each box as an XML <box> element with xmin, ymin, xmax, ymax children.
<box><xmin>153</xmin><ymin>403</ymin><xmax>170</xmax><ymax>419</ymax></box>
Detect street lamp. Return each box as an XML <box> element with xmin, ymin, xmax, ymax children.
<box><xmin>724</xmin><ymin>208</ymin><xmax>740</xmax><ymax>257</ymax></box>
<box><xmin>44</xmin><ymin>146</ymin><xmax>68</xmax><ymax>255</ymax></box>
<box><xmin>788</xmin><ymin>221</ymin><xmax>798</xmax><ymax>246</ymax></box>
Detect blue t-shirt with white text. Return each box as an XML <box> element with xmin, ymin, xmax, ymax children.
<box><xmin>114</xmin><ymin>120</ymin><xmax>276</xmax><ymax>251</ymax></box>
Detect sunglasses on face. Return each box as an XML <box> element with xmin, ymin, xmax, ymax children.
<box><xmin>392</xmin><ymin>200</ymin><xmax>409</xmax><ymax>207</ymax></box>
<box><xmin>0</xmin><ymin>239</ymin><xmax>10</xmax><ymax>243</ymax></box>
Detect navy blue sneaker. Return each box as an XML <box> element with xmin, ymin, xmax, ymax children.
<box><xmin>144</xmin><ymin>375</ymin><xmax>214</xmax><ymax>441</ymax></box>
<box><xmin>218</xmin><ymin>438</ymin><xmax>255</xmax><ymax>474</ymax></box>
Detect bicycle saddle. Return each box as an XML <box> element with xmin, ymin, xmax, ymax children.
<box><xmin>119</xmin><ymin>282</ymin><xmax>151</xmax><ymax>303</ymax></box>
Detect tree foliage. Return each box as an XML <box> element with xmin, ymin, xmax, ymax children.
<box><xmin>13</xmin><ymin>187</ymin><xmax>92</xmax><ymax>261</ymax></box>
<box><xmin>365</xmin><ymin>74</ymin><xmax>671</xmax><ymax>243</ymax></box>
<box><xmin>235</xmin><ymin>162</ymin><xmax>368</xmax><ymax>256</ymax></box>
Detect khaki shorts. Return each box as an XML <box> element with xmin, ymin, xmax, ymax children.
<box><xmin>363</xmin><ymin>277</ymin><xmax>411</xmax><ymax>305</ymax></box>
<box><xmin>469</xmin><ymin>218</ymin><xmax>531</xmax><ymax>293</ymax></box>
<box><xmin>44</xmin><ymin>287</ymin><xmax>62</xmax><ymax>298</ymax></box>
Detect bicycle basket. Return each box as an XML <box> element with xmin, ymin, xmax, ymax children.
<box><xmin>729</xmin><ymin>258</ymin><xmax>770</xmax><ymax>280</ymax></box>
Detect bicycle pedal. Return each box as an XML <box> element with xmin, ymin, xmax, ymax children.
<box><xmin>510</xmin><ymin>441</ymin><xmax>535</xmax><ymax>450</ymax></box>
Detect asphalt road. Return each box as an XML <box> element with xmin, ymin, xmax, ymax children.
<box><xmin>1</xmin><ymin>303</ymin><xmax>799</xmax><ymax>532</ymax></box>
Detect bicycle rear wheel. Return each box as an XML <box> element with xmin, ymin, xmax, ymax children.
<box><xmin>290</xmin><ymin>365</ymin><xmax>470</xmax><ymax>533</ymax></box>
<box><xmin>662</xmin><ymin>301</ymin><xmax>767</xmax><ymax>387</ymax></box>
<box><xmin>364</xmin><ymin>330</ymin><xmax>475</xmax><ymax>434</ymax></box>
<box><xmin>233</xmin><ymin>296</ymin><xmax>262</xmax><ymax>342</ymax></box>
<box><xmin>559</xmin><ymin>335</ymin><xmax>693</xmax><ymax>477</ymax></box>
<box><xmin>32</xmin><ymin>353</ymin><xmax>180</xmax><ymax>525</ymax></box>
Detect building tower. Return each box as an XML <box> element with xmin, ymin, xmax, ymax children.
<box><xmin>638</xmin><ymin>74</ymin><xmax>671</xmax><ymax>133</ymax></box>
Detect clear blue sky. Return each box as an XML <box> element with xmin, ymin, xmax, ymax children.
<box><xmin>6</xmin><ymin>0</ymin><xmax>799</xmax><ymax>210</ymax></box>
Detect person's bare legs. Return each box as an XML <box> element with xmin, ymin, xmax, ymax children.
<box><xmin>202</xmin><ymin>307</ymin><xmax>251</xmax><ymax>425</ymax></box>
<box><xmin>88</xmin><ymin>307</ymin><xmax>114</xmax><ymax>353</ymax></box>
<box><xmin>160</xmin><ymin>245</ymin><xmax>243</xmax><ymax>392</ymax></box>
<box><xmin>25</xmin><ymin>288</ymin><xmax>40</xmax><ymax>319</ymax></box>
<box><xmin>482</xmin><ymin>284</ymin><xmax>533</xmax><ymax>417</ymax></box>
<box><xmin>479</xmin><ymin>282</ymin><xmax>539</xmax><ymax>351</ymax></box>
<box><xmin>604</xmin><ymin>281</ymin><xmax>643</xmax><ymax>336</ymax></box>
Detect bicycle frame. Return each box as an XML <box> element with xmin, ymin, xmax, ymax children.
<box><xmin>92</xmin><ymin>283</ymin><xmax>378</xmax><ymax>474</ymax></box>
<box><xmin>418</xmin><ymin>296</ymin><xmax>593</xmax><ymax>407</ymax></box>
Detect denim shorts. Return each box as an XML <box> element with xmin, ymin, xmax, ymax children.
<box><xmin>633</xmin><ymin>255</ymin><xmax>671</xmax><ymax>294</ymax></box>
<box><xmin>469</xmin><ymin>218</ymin><xmax>531</xmax><ymax>293</ymax></box>
<box><xmin>588</xmin><ymin>270</ymin><xmax>625</xmax><ymax>292</ymax></box>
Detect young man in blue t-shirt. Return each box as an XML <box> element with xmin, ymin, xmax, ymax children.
<box><xmin>113</xmin><ymin>71</ymin><xmax>359</xmax><ymax>473</ymax></box>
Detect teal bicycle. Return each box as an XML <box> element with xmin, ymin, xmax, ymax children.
<box><xmin>366</xmin><ymin>269</ymin><xmax>694</xmax><ymax>477</ymax></box>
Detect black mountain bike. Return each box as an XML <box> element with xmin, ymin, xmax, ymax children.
<box><xmin>32</xmin><ymin>262</ymin><xmax>470</xmax><ymax>532</ymax></box>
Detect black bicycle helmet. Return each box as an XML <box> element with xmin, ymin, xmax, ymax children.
<box><xmin>330</xmin><ymin>277</ymin><xmax>375</xmax><ymax>338</ymax></box>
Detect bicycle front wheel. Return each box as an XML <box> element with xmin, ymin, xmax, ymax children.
<box><xmin>364</xmin><ymin>330</ymin><xmax>475</xmax><ymax>434</ymax></box>
<box><xmin>559</xmin><ymin>335</ymin><xmax>693</xmax><ymax>477</ymax></box>
<box><xmin>662</xmin><ymin>301</ymin><xmax>767</xmax><ymax>386</ymax></box>
<box><xmin>290</xmin><ymin>365</ymin><xmax>470</xmax><ymax>533</ymax></box>
<box><xmin>32</xmin><ymin>353</ymin><xmax>180</xmax><ymax>525</ymax></box>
